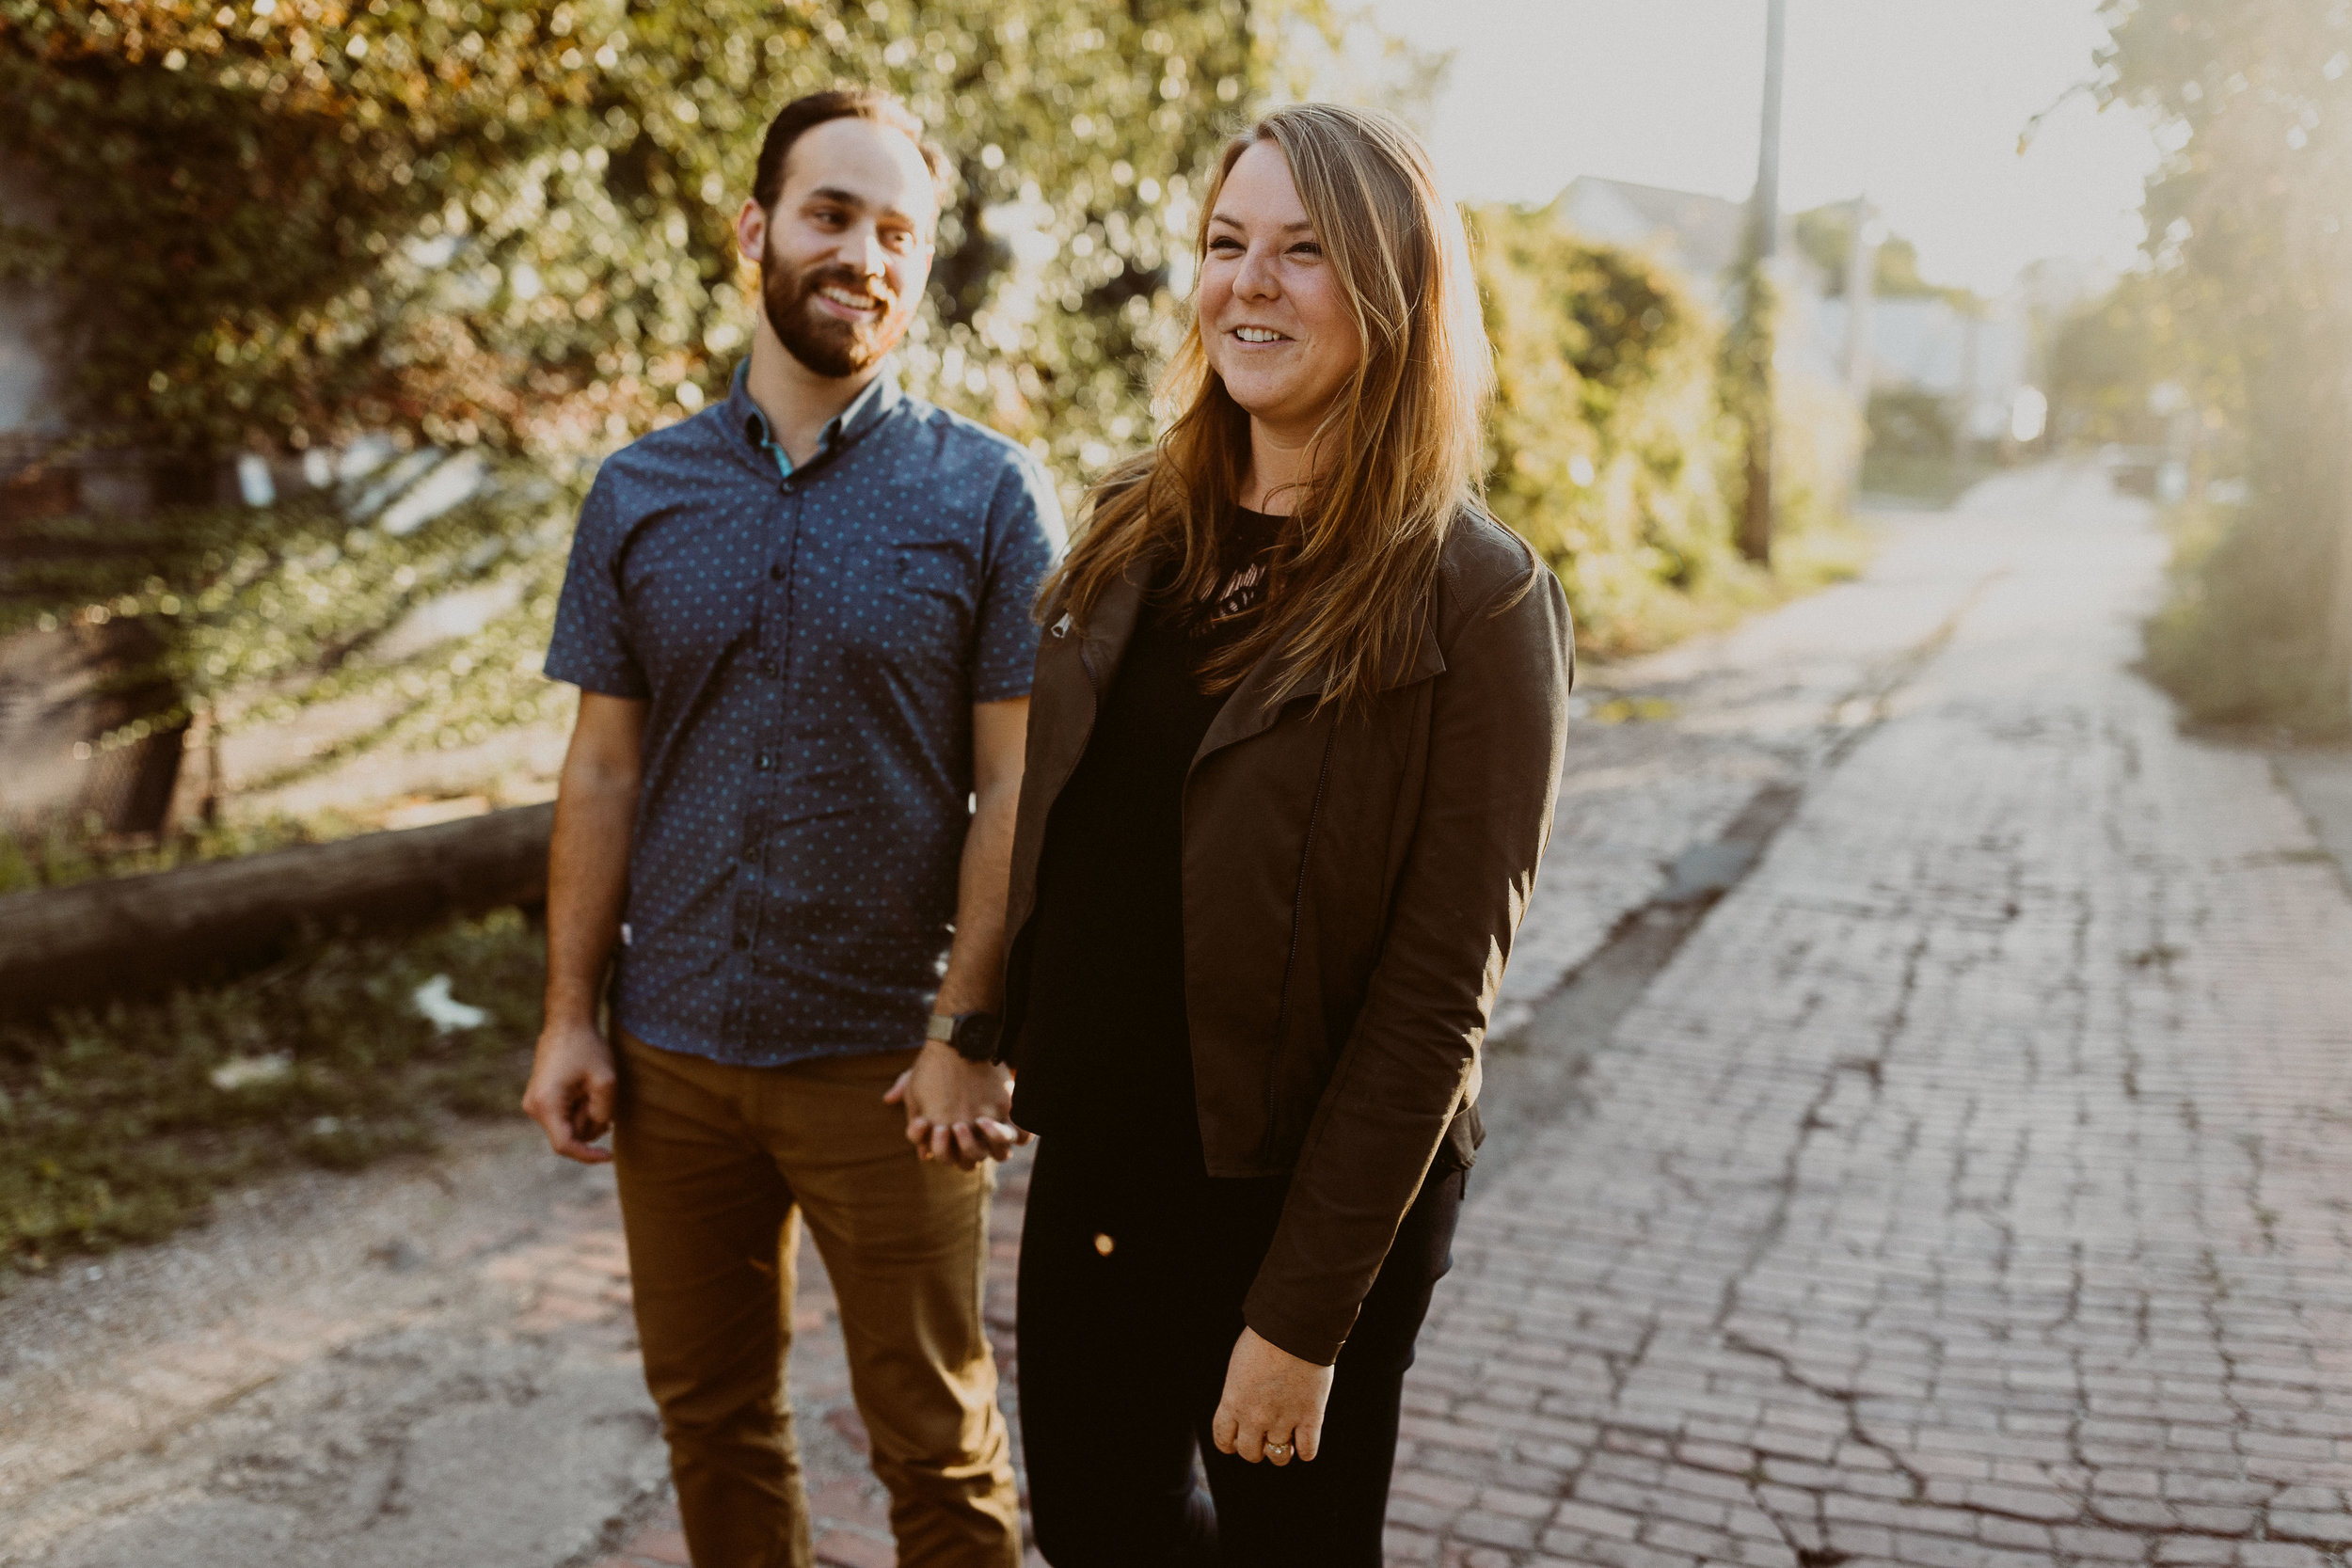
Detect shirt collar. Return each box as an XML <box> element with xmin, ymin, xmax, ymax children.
<box><xmin>727</xmin><ymin>358</ymin><xmax>901</xmax><ymax>479</ymax></box>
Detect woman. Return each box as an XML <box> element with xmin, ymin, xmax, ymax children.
<box><xmin>998</xmin><ymin>103</ymin><xmax>1573</xmax><ymax>1562</ymax></box>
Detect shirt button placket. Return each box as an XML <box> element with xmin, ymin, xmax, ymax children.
<box><xmin>729</xmin><ymin>486</ymin><xmax>803</xmax><ymax>1051</ymax></box>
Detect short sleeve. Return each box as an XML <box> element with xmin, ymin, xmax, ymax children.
<box><xmin>971</xmin><ymin>451</ymin><xmax>1064</xmax><ymax>704</ymax></box>
<box><xmin>544</xmin><ymin>466</ymin><xmax>649</xmax><ymax>699</ymax></box>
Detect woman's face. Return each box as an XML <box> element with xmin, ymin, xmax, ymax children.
<box><xmin>1200</xmin><ymin>141</ymin><xmax>1363</xmax><ymax>443</ymax></box>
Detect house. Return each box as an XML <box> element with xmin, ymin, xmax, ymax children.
<box><xmin>1551</xmin><ymin>174</ymin><xmax>1849</xmax><ymax>391</ymax></box>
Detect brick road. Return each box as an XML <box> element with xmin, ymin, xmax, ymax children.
<box><xmin>1384</xmin><ymin>471</ymin><xmax>2352</xmax><ymax>1566</ymax></box>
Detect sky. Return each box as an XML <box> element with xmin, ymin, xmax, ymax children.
<box><xmin>1357</xmin><ymin>0</ymin><xmax>2162</xmax><ymax>297</ymax></box>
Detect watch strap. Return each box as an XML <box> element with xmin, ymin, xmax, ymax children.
<box><xmin>929</xmin><ymin>1010</ymin><xmax>1000</xmax><ymax>1062</ymax></box>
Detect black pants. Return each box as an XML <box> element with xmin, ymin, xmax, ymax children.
<box><xmin>1016</xmin><ymin>1131</ymin><xmax>1466</xmax><ymax>1566</ymax></box>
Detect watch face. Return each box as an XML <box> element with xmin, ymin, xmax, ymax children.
<box><xmin>953</xmin><ymin>1012</ymin><xmax>1000</xmax><ymax>1059</ymax></box>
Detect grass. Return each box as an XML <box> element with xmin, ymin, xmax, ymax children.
<box><xmin>1771</xmin><ymin>515</ymin><xmax>1877</xmax><ymax>595</ymax></box>
<box><xmin>0</xmin><ymin>907</ymin><xmax>545</xmax><ymax>1279</ymax></box>
<box><xmin>0</xmin><ymin>809</ymin><xmax>375</xmax><ymax>897</ymax></box>
<box><xmin>1562</xmin><ymin>512</ymin><xmax>1878</xmax><ymax>662</ymax></box>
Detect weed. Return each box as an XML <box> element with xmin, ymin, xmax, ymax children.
<box><xmin>0</xmin><ymin>908</ymin><xmax>543</xmax><ymax>1276</ymax></box>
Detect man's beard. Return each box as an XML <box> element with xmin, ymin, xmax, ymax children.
<box><xmin>760</xmin><ymin>245</ymin><xmax>902</xmax><ymax>379</ymax></box>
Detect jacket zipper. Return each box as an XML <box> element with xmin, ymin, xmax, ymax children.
<box><xmin>1261</xmin><ymin>725</ymin><xmax>1336</xmax><ymax>1157</ymax></box>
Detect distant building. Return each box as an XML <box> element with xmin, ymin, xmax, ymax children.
<box><xmin>1554</xmin><ymin>176</ymin><xmax>1754</xmax><ymax>293</ymax></box>
<box><xmin>1553</xmin><ymin>174</ymin><xmax>2041</xmax><ymax>451</ymax></box>
<box><xmin>1817</xmin><ymin>294</ymin><xmax>2031</xmax><ymax>445</ymax></box>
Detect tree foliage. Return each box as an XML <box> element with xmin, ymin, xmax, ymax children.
<box><xmin>0</xmin><ymin>0</ymin><xmax>1319</xmax><ymax>789</ymax></box>
<box><xmin>2098</xmin><ymin>0</ymin><xmax>2352</xmax><ymax>733</ymax></box>
<box><xmin>2044</xmin><ymin>271</ymin><xmax>2185</xmax><ymax>448</ymax></box>
<box><xmin>1789</xmin><ymin>203</ymin><xmax>1978</xmax><ymax>308</ymax></box>
<box><xmin>0</xmin><ymin>0</ymin><xmax>1294</xmax><ymax>464</ymax></box>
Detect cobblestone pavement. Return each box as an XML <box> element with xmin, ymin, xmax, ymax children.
<box><xmin>11</xmin><ymin>466</ymin><xmax>2344</xmax><ymax>1567</ymax></box>
<box><xmin>1387</xmin><ymin>469</ymin><xmax>2352</xmax><ymax>1566</ymax></box>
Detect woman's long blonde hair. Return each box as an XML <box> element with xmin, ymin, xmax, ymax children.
<box><xmin>1040</xmin><ymin>102</ymin><xmax>1494</xmax><ymax>709</ymax></box>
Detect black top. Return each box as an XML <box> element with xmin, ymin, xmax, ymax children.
<box><xmin>1011</xmin><ymin>508</ymin><xmax>1283</xmax><ymax>1164</ymax></box>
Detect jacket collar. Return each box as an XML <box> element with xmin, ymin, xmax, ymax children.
<box><xmin>1077</xmin><ymin>559</ymin><xmax>1448</xmax><ymax>759</ymax></box>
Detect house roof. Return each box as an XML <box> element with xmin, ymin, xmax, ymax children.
<box><xmin>1553</xmin><ymin>175</ymin><xmax>1753</xmax><ymax>283</ymax></box>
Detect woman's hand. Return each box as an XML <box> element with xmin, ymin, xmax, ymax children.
<box><xmin>1212</xmin><ymin>1326</ymin><xmax>1334</xmax><ymax>1466</ymax></box>
<box><xmin>882</xmin><ymin>1044</ymin><xmax>1028</xmax><ymax>1169</ymax></box>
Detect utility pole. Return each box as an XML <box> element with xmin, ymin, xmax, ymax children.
<box><xmin>1841</xmin><ymin>192</ymin><xmax>1877</xmax><ymax>507</ymax></box>
<box><xmin>1843</xmin><ymin>192</ymin><xmax>1876</xmax><ymax>403</ymax></box>
<box><xmin>1735</xmin><ymin>0</ymin><xmax>1787</xmax><ymax>564</ymax></box>
<box><xmin>2332</xmin><ymin>361</ymin><xmax>2352</xmax><ymax>726</ymax></box>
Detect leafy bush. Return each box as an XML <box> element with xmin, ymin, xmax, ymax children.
<box><xmin>1865</xmin><ymin>387</ymin><xmax>1957</xmax><ymax>460</ymax></box>
<box><xmin>1472</xmin><ymin>203</ymin><xmax>1859</xmax><ymax>652</ymax></box>
<box><xmin>2044</xmin><ymin>272</ymin><xmax>2197</xmax><ymax>450</ymax></box>
<box><xmin>2144</xmin><ymin>496</ymin><xmax>2347</xmax><ymax>733</ymax></box>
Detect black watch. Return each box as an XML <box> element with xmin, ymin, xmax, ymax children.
<box><xmin>926</xmin><ymin>1010</ymin><xmax>1001</xmax><ymax>1064</ymax></box>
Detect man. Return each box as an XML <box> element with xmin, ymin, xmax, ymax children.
<box><xmin>523</xmin><ymin>87</ymin><xmax>1058</xmax><ymax>1568</ymax></box>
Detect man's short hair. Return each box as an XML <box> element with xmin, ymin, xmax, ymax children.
<box><xmin>752</xmin><ymin>87</ymin><xmax>951</xmax><ymax>214</ymax></box>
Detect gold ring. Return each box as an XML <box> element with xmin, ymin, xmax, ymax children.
<box><xmin>1265</xmin><ymin>1442</ymin><xmax>1292</xmax><ymax>1455</ymax></box>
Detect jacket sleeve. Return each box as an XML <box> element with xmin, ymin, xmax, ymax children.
<box><xmin>1241</xmin><ymin>565</ymin><xmax>1573</xmax><ymax>1366</ymax></box>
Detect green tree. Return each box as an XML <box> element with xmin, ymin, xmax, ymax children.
<box><xmin>2100</xmin><ymin>0</ymin><xmax>2352</xmax><ymax>733</ymax></box>
<box><xmin>2044</xmin><ymin>272</ymin><xmax>2186</xmax><ymax>448</ymax></box>
<box><xmin>1790</xmin><ymin>203</ymin><xmax>1979</xmax><ymax>307</ymax></box>
<box><xmin>0</xmin><ymin>0</ymin><xmax>1322</xmax><ymax>805</ymax></box>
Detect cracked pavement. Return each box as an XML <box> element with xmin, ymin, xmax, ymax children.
<box><xmin>1390</xmin><ymin>468</ymin><xmax>2352</xmax><ymax>1566</ymax></box>
<box><xmin>6</xmin><ymin>466</ymin><xmax>2348</xmax><ymax>1568</ymax></box>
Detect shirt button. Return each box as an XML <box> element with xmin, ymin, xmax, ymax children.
<box><xmin>755</xmin><ymin>752</ymin><xmax>772</xmax><ymax>770</ymax></box>
<box><xmin>732</xmin><ymin>932</ymin><xmax>749</xmax><ymax>950</ymax></box>
<box><xmin>769</xmin><ymin>563</ymin><xmax>785</xmax><ymax>580</ymax></box>
<box><xmin>759</xmin><ymin>656</ymin><xmax>778</xmax><ymax>678</ymax></box>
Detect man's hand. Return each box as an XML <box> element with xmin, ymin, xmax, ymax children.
<box><xmin>882</xmin><ymin>1041</ymin><xmax>1027</xmax><ymax>1169</ymax></box>
<box><xmin>1212</xmin><ymin>1326</ymin><xmax>1335</xmax><ymax>1466</ymax></box>
<box><xmin>531</xmin><ymin>691</ymin><xmax>641</xmax><ymax>1166</ymax></box>
<box><xmin>522</xmin><ymin>1021</ymin><xmax>619</xmax><ymax>1164</ymax></box>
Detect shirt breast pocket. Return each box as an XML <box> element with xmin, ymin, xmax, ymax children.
<box><xmin>869</xmin><ymin>542</ymin><xmax>973</xmax><ymax>663</ymax></box>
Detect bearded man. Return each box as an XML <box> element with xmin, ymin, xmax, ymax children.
<box><xmin>526</xmin><ymin>88</ymin><xmax>1056</xmax><ymax>1568</ymax></box>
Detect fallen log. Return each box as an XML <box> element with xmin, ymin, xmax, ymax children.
<box><xmin>0</xmin><ymin>802</ymin><xmax>554</xmax><ymax>1019</ymax></box>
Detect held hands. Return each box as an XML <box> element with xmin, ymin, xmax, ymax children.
<box><xmin>883</xmin><ymin>1041</ymin><xmax>1030</xmax><ymax>1170</ymax></box>
<box><xmin>521</xmin><ymin>1020</ymin><xmax>618</xmax><ymax>1164</ymax></box>
<box><xmin>1212</xmin><ymin>1326</ymin><xmax>1334</xmax><ymax>1467</ymax></box>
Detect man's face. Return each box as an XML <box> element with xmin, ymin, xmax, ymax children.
<box><xmin>739</xmin><ymin>117</ymin><xmax>938</xmax><ymax>379</ymax></box>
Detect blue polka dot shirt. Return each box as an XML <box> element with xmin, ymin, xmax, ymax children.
<box><xmin>546</xmin><ymin>360</ymin><xmax>1064</xmax><ymax>1068</ymax></box>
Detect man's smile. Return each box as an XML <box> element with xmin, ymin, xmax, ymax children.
<box><xmin>816</xmin><ymin>283</ymin><xmax>886</xmax><ymax>320</ymax></box>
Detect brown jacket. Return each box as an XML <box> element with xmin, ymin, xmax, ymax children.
<box><xmin>1000</xmin><ymin>509</ymin><xmax>1574</xmax><ymax>1365</ymax></box>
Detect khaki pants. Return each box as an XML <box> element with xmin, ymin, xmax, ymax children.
<box><xmin>613</xmin><ymin>1031</ymin><xmax>1021</xmax><ymax>1568</ymax></box>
